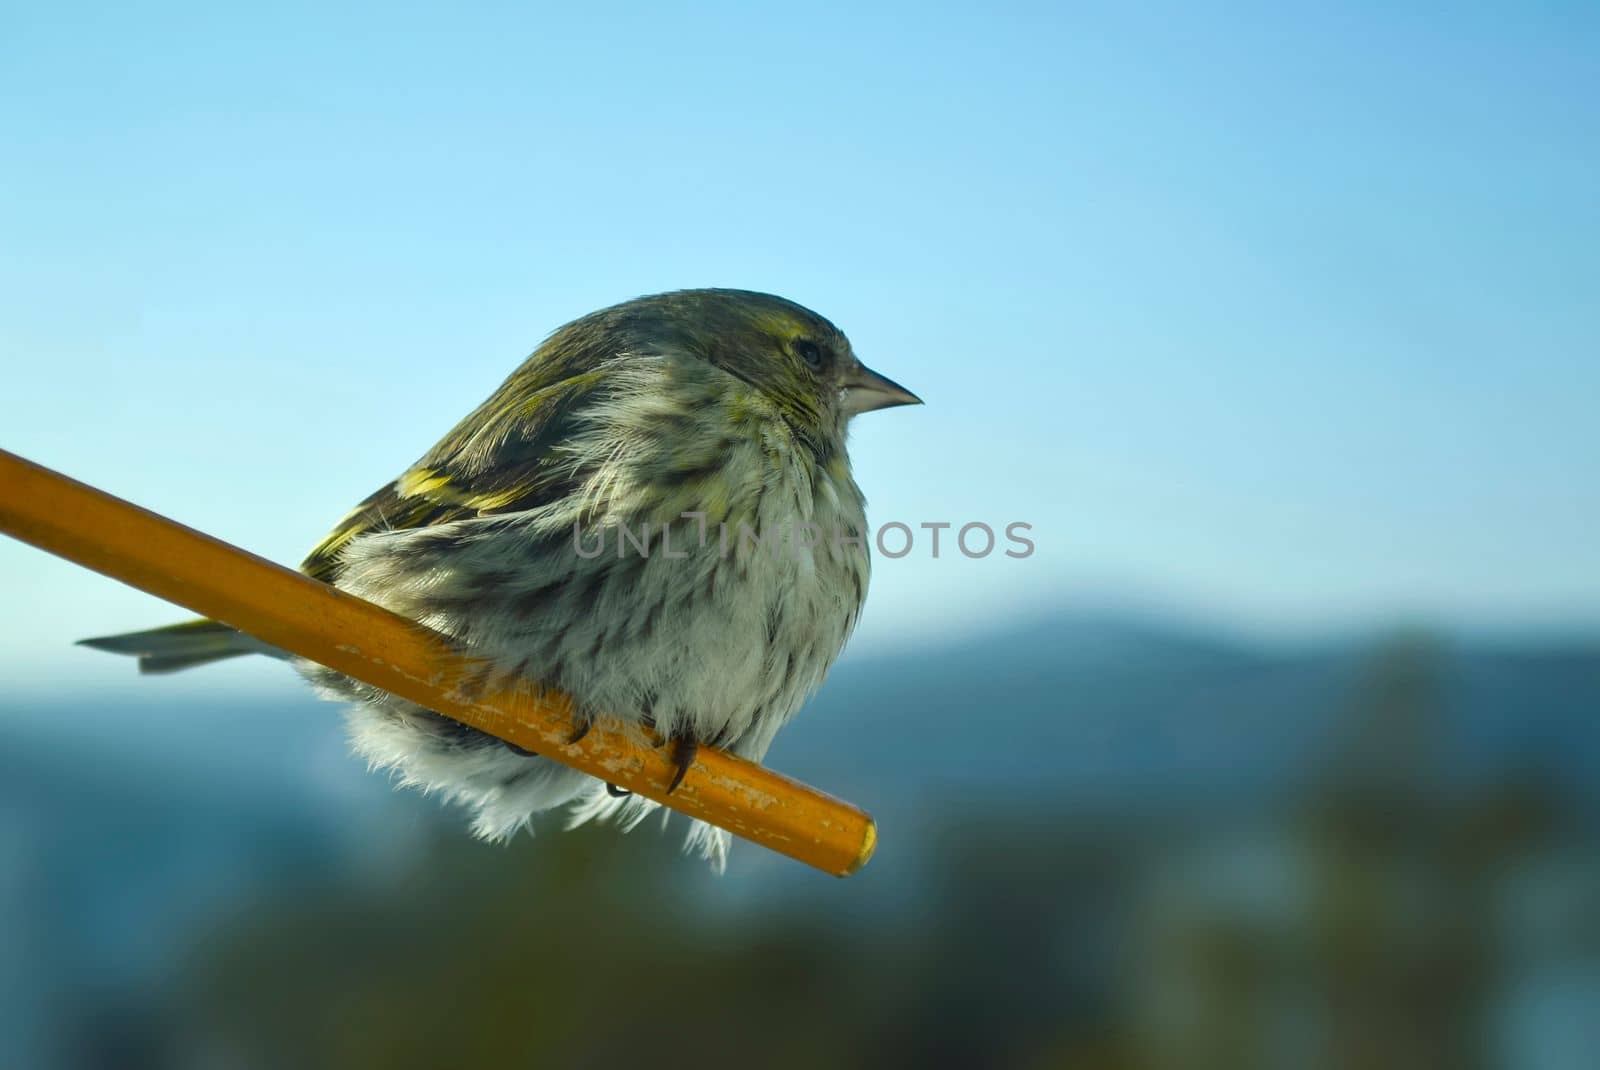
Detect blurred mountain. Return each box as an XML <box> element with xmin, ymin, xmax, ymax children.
<box><xmin>4</xmin><ymin>609</ymin><xmax>1598</xmax><ymax>883</ymax></box>
<box><xmin>780</xmin><ymin>611</ymin><xmax>1600</xmax><ymax>818</ymax></box>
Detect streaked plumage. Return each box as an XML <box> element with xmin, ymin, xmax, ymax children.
<box><xmin>82</xmin><ymin>289</ymin><xmax>919</xmax><ymax>870</ymax></box>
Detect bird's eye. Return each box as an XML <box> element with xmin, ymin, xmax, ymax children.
<box><xmin>794</xmin><ymin>338</ymin><xmax>826</xmax><ymax>371</ymax></box>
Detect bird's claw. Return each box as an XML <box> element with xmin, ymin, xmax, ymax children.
<box><xmin>666</xmin><ymin>736</ymin><xmax>698</xmax><ymax>794</ymax></box>
<box><xmin>605</xmin><ymin>734</ymin><xmax>694</xmax><ymax>797</ymax></box>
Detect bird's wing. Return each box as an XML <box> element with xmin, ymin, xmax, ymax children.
<box><xmin>301</xmin><ymin>361</ymin><xmax>609</xmax><ymax>584</ymax></box>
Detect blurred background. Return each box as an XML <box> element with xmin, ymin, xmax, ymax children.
<box><xmin>2</xmin><ymin>2</ymin><xmax>1596</xmax><ymax>1067</ymax></box>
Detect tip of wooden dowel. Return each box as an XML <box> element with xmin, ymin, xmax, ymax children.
<box><xmin>841</xmin><ymin>817</ymin><xmax>877</xmax><ymax>877</ymax></box>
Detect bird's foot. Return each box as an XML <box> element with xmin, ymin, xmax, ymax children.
<box><xmin>666</xmin><ymin>735</ymin><xmax>699</xmax><ymax>795</ymax></box>
<box><xmin>606</xmin><ymin>731</ymin><xmax>696</xmax><ymax>797</ymax></box>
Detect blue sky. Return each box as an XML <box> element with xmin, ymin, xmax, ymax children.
<box><xmin>2</xmin><ymin>2</ymin><xmax>1597</xmax><ymax>688</ymax></box>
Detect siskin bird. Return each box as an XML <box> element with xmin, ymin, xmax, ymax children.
<box><xmin>81</xmin><ymin>289</ymin><xmax>920</xmax><ymax>870</ymax></box>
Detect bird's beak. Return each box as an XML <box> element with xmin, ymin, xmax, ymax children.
<box><xmin>841</xmin><ymin>362</ymin><xmax>923</xmax><ymax>416</ymax></box>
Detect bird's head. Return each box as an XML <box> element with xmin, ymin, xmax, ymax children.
<box><xmin>590</xmin><ymin>289</ymin><xmax>921</xmax><ymax>458</ymax></box>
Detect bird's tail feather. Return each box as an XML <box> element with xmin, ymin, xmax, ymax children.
<box><xmin>78</xmin><ymin>619</ymin><xmax>282</xmax><ymax>674</ymax></box>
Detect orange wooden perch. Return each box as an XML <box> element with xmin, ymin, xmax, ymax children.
<box><xmin>0</xmin><ymin>448</ymin><xmax>876</xmax><ymax>877</ymax></box>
